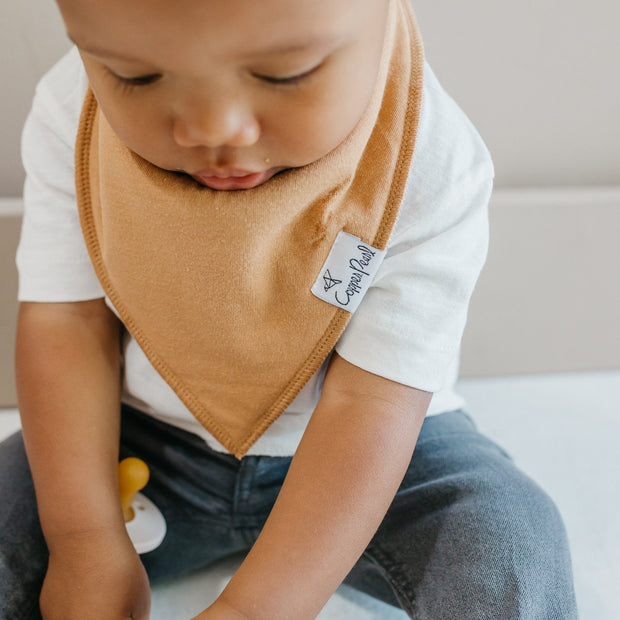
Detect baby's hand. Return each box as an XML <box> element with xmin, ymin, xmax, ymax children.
<box><xmin>40</xmin><ymin>527</ymin><xmax>150</xmax><ymax>620</ymax></box>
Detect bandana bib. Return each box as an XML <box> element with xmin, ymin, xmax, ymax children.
<box><xmin>75</xmin><ymin>0</ymin><xmax>424</xmax><ymax>457</ymax></box>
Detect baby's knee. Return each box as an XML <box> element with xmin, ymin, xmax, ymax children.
<box><xmin>424</xmin><ymin>470</ymin><xmax>576</xmax><ymax>620</ymax></box>
<box><xmin>450</xmin><ymin>468</ymin><xmax>577</xmax><ymax>617</ymax></box>
<box><xmin>460</xmin><ymin>465</ymin><xmax>569</xmax><ymax>563</ymax></box>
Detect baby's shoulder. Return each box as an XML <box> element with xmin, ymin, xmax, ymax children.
<box><xmin>414</xmin><ymin>62</ymin><xmax>494</xmax><ymax>188</ymax></box>
<box><xmin>29</xmin><ymin>46</ymin><xmax>88</xmax><ymax>148</ymax></box>
<box><xmin>390</xmin><ymin>63</ymin><xmax>494</xmax><ymax>236</ymax></box>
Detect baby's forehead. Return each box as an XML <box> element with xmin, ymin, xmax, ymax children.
<box><xmin>58</xmin><ymin>0</ymin><xmax>362</xmax><ymax>23</ymax></box>
<box><xmin>58</xmin><ymin>0</ymin><xmax>373</xmax><ymax>31</ymax></box>
<box><xmin>59</xmin><ymin>0</ymin><xmax>374</xmax><ymax>66</ymax></box>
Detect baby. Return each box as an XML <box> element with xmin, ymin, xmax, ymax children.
<box><xmin>0</xmin><ymin>0</ymin><xmax>577</xmax><ymax>618</ymax></box>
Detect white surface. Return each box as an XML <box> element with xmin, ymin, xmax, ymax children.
<box><xmin>458</xmin><ymin>371</ymin><xmax>620</xmax><ymax>620</ymax></box>
<box><xmin>1</xmin><ymin>370</ymin><xmax>619</xmax><ymax>619</ymax></box>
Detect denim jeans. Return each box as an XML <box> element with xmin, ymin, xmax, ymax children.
<box><xmin>0</xmin><ymin>407</ymin><xmax>578</xmax><ymax>619</ymax></box>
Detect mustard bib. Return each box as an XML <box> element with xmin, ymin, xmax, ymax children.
<box><xmin>75</xmin><ymin>0</ymin><xmax>424</xmax><ymax>457</ymax></box>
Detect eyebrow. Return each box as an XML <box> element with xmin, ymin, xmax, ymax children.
<box><xmin>68</xmin><ymin>36</ymin><xmax>145</xmax><ymax>62</ymax></box>
<box><xmin>68</xmin><ymin>33</ymin><xmax>339</xmax><ymax>63</ymax></box>
<box><xmin>254</xmin><ymin>35</ymin><xmax>339</xmax><ymax>57</ymax></box>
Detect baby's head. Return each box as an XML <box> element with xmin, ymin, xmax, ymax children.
<box><xmin>56</xmin><ymin>0</ymin><xmax>390</xmax><ymax>190</ymax></box>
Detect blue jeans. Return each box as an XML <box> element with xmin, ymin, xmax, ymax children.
<box><xmin>0</xmin><ymin>407</ymin><xmax>577</xmax><ymax>619</ymax></box>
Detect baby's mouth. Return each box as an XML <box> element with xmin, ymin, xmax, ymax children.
<box><xmin>191</xmin><ymin>168</ymin><xmax>279</xmax><ymax>190</ymax></box>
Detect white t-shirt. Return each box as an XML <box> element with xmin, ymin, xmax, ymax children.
<box><xmin>17</xmin><ymin>47</ymin><xmax>494</xmax><ymax>456</ymax></box>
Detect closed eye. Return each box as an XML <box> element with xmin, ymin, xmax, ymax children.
<box><xmin>254</xmin><ymin>63</ymin><xmax>322</xmax><ymax>86</ymax></box>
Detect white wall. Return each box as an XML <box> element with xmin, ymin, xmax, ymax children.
<box><xmin>462</xmin><ymin>188</ymin><xmax>620</xmax><ymax>376</ymax></box>
<box><xmin>413</xmin><ymin>0</ymin><xmax>620</xmax><ymax>188</ymax></box>
<box><xmin>0</xmin><ymin>0</ymin><xmax>70</xmax><ymax>196</ymax></box>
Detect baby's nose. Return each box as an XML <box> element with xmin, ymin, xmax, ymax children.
<box><xmin>172</xmin><ymin>95</ymin><xmax>260</xmax><ymax>149</ymax></box>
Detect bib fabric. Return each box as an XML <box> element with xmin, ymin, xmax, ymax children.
<box><xmin>75</xmin><ymin>0</ymin><xmax>424</xmax><ymax>457</ymax></box>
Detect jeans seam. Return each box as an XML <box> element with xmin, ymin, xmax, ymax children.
<box><xmin>361</xmin><ymin>546</ymin><xmax>417</xmax><ymax>618</ymax></box>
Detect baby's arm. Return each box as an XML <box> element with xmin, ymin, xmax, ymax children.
<box><xmin>199</xmin><ymin>353</ymin><xmax>430</xmax><ymax>619</ymax></box>
<box><xmin>16</xmin><ymin>300</ymin><xmax>150</xmax><ymax>619</ymax></box>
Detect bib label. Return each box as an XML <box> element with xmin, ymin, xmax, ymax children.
<box><xmin>311</xmin><ymin>231</ymin><xmax>386</xmax><ymax>313</ymax></box>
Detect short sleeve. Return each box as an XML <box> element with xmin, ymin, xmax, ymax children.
<box><xmin>16</xmin><ymin>47</ymin><xmax>105</xmax><ymax>302</ymax></box>
<box><xmin>335</xmin><ymin>64</ymin><xmax>494</xmax><ymax>392</ymax></box>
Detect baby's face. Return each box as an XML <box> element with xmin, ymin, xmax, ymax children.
<box><xmin>57</xmin><ymin>0</ymin><xmax>389</xmax><ymax>190</ymax></box>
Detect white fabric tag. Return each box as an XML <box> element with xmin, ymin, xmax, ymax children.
<box><xmin>311</xmin><ymin>231</ymin><xmax>386</xmax><ymax>313</ymax></box>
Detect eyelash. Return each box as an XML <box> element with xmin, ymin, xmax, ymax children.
<box><xmin>256</xmin><ymin>65</ymin><xmax>320</xmax><ymax>87</ymax></box>
<box><xmin>119</xmin><ymin>74</ymin><xmax>161</xmax><ymax>86</ymax></box>
<box><xmin>102</xmin><ymin>66</ymin><xmax>159</xmax><ymax>93</ymax></box>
